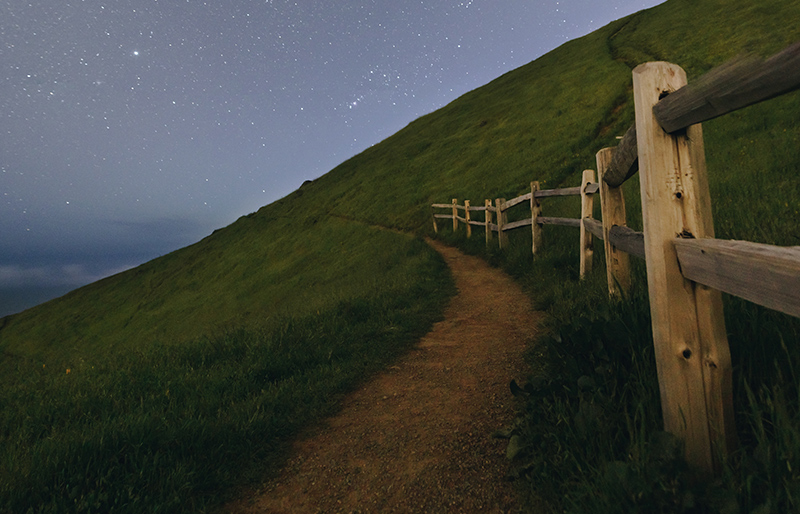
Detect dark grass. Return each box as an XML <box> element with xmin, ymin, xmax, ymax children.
<box><xmin>2</xmin><ymin>0</ymin><xmax>800</xmax><ymax>511</ymax></box>
<box><xmin>426</xmin><ymin>1</ymin><xmax>800</xmax><ymax>510</ymax></box>
<box><xmin>0</xmin><ymin>236</ymin><xmax>455</xmax><ymax>513</ymax></box>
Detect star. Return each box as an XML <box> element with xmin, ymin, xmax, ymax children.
<box><xmin>0</xmin><ymin>0</ymin><xmax>669</xmax><ymax>318</ymax></box>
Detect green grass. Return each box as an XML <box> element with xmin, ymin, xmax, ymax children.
<box><xmin>0</xmin><ymin>216</ymin><xmax>445</xmax><ymax>365</ymax></box>
<box><xmin>0</xmin><ymin>228</ymin><xmax>455</xmax><ymax>513</ymax></box>
<box><xmin>2</xmin><ymin>0</ymin><xmax>800</xmax><ymax>511</ymax></box>
<box><xmin>426</xmin><ymin>1</ymin><xmax>800</xmax><ymax>511</ymax></box>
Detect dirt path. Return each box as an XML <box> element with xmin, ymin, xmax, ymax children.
<box><xmin>226</xmin><ymin>240</ymin><xmax>543</xmax><ymax>513</ymax></box>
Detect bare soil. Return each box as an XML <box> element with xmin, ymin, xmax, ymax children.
<box><xmin>225</xmin><ymin>240</ymin><xmax>543</xmax><ymax>513</ymax></box>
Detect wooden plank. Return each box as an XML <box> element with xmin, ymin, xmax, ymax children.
<box><xmin>582</xmin><ymin>218</ymin><xmax>604</xmax><ymax>240</ymax></box>
<box><xmin>674</xmin><ymin>238</ymin><xmax>800</xmax><ymax>318</ymax></box>
<box><xmin>534</xmin><ymin>186</ymin><xmax>582</xmax><ymax>198</ymax></box>
<box><xmin>585</xmin><ymin>182</ymin><xmax>600</xmax><ymax>195</ymax></box>
<box><xmin>597</xmin><ymin>147</ymin><xmax>632</xmax><ymax>296</ymax></box>
<box><xmin>495</xmin><ymin>198</ymin><xmax>508</xmax><ymax>249</ymax></box>
<box><xmin>455</xmin><ymin>215</ymin><xmax>467</xmax><ymax>223</ymax></box>
<box><xmin>485</xmin><ymin>199</ymin><xmax>493</xmax><ymax>245</ymax></box>
<box><xmin>503</xmin><ymin>218</ymin><xmax>533</xmax><ymax>231</ymax></box>
<box><xmin>488</xmin><ymin>223</ymin><xmax>499</xmax><ymax>232</ymax></box>
<box><xmin>468</xmin><ymin>220</ymin><xmax>485</xmax><ymax>226</ymax></box>
<box><xmin>468</xmin><ymin>205</ymin><xmax>486</xmax><ymax>212</ymax></box>
<box><xmin>608</xmin><ymin>225</ymin><xmax>645</xmax><ymax>260</ymax></box>
<box><xmin>465</xmin><ymin>200</ymin><xmax>472</xmax><ymax>238</ymax></box>
<box><xmin>531</xmin><ymin>181</ymin><xmax>543</xmax><ymax>255</ymax></box>
<box><xmin>580</xmin><ymin>169</ymin><xmax>596</xmax><ymax>279</ymax></box>
<box><xmin>431</xmin><ymin>203</ymin><xmax>453</xmax><ymax>209</ymax></box>
<box><xmin>603</xmin><ymin>124</ymin><xmax>639</xmax><ymax>187</ymax></box>
<box><xmin>537</xmin><ymin>216</ymin><xmax>581</xmax><ymax>228</ymax></box>
<box><xmin>433</xmin><ymin>214</ymin><xmax>453</xmax><ymax>219</ymax></box>
<box><xmin>454</xmin><ymin>204</ymin><xmax>468</xmax><ymax>211</ymax></box>
<box><xmin>504</xmin><ymin>192</ymin><xmax>533</xmax><ymax>209</ymax></box>
<box><xmin>634</xmin><ymin>61</ymin><xmax>735</xmax><ymax>474</ymax></box>
<box><xmin>654</xmin><ymin>41</ymin><xmax>800</xmax><ymax>133</ymax></box>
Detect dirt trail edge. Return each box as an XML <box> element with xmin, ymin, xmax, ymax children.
<box><xmin>226</xmin><ymin>239</ymin><xmax>543</xmax><ymax>513</ymax></box>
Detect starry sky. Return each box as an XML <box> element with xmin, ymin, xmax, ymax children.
<box><xmin>0</xmin><ymin>0</ymin><xmax>664</xmax><ymax>316</ymax></box>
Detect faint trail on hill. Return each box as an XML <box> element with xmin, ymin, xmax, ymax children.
<box><xmin>226</xmin><ymin>239</ymin><xmax>543</xmax><ymax>513</ymax></box>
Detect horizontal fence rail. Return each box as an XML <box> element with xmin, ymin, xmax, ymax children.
<box><xmin>608</xmin><ymin>226</ymin><xmax>645</xmax><ymax>259</ymax></box>
<box><xmin>601</xmin><ymin>42</ymin><xmax>800</xmax><ymax>190</ymax></box>
<box><xmin>654</xmin><ymin>41</ymin><xmax>800</xmax><ymax>133</ymax></box>
<box><xmin>674</xmin><ymin>238</ymin><xmax>800</xmax><ymax>318</ymax></box>
<box><xmin>539</xmin><ymin>216</ymin><xmax>581</xmax><ymax>228</ymax></box>
<box><xmin>582</xmin><ymin>218</ymin><xmax>604</xmax><ymax>240</ymax></box>
<box><xmin>427</xmin><ymin>39</ymin><xmax>800</xmax><ymax>478</ymax></box>
<box><xmin>431</xmin><ymin>175</ymin><xmax>600</xmax><ymax>277</ymax></box>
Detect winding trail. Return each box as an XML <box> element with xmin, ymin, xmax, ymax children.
<box><xmin>226</xmin><ymin>240</ymin><xmax>543</xmax><ymax>513</ymax></box>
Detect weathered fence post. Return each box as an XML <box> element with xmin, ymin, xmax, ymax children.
<box><xmin>452</xmin><ymin>198</ymin><xmax>458</xmax><ymax>232</ymax></box>
<box><xmin>579</xmin><ymin>170</ymin><xmax>596</xmax><ymax>279</ymax></box>
<box><xmin>531</xmin><ymin>181</ymin><xmax>543</xmax><ymax>255</ymax></box>
<box><xmin>465</xmin><ymin>200</ymin><xmax>472</xmax><ymax>238</ymax></box>
<box><xmin>633</xmin><ymin>61</ymin><xmax>736</xmax><ymax>474</ymax></box>
<box><xmin>596</xmin><ymin>147</ymin><xmax>631</xmax><ymax>296</ymax></box>
<box><xmin>432</xmin><ymin>207</ymin><xmax>439</xmax><ymax>234</ymax></box>
<box><xmin>495</xmin><ymin>198</ymin><xmax>508</xmax><ymax>249</ymax></box>
<box><xmin>485</xmin><ymin>199</ymin><xmax>493</xmax><ymax>246</ymax></box>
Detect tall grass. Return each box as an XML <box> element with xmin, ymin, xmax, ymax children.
<box><xmin>2</xmin><ymin>0</ymin><xmax>799</xmax><ymax>511</ymax></box>
<box><xmin>0</xmin><ymin>234</ymin><xmax>455</xmax><ymax>513</ymax></box>
<box><xmin>427</xmin><ymin>1</ymin><xmax>800</xmax><ymax>510</ymax></box>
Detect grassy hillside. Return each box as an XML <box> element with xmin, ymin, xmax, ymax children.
<box><xmin>0</xmin><ymin>215</ymin><xmax>443</xmax><ymax>364</ymax></box>
<box><xmin>2</xmin><ymin>0</ymin><xmax>800</xmax><ymax>511</ymax></box>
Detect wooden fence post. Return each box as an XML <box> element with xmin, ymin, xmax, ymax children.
<box><xmin>465</xmin><ymin>200</ymin><xmax>472</xmax><ymax>238</ymax></box>
<box><xmin>495</xmin><ymin>198</ymin><xmax>508</xmax><ymax>249</ymax></box>
<box><xmin>633</xmin><ymin>61</ymin><xmax>736</xmax><ymax>474</ymax></box>
<box><xmin>485</xmin><ymin>199</ymin><xmax>493</xmax><ymax>245</ymax></box>
<box><xmin>579</xmin><ymin>170</ymin><xmax>596</xmax><ymax>279</ymax></box>
<box><xmin>432</xmin><ymin>208</ymin><xmax>439</xmax><ymax>234</ymax></box>
<box><xmin>596</xmin><ymin>147</ymin><xmax>631</xmax><ymax>297</ymax></box>
<box><xmin>452</xmin><ymin>198</ymin><xmax>458</xmax><ymax>232</ymax></box>
<box><xmin>531</xmin><ymin>181</ymin><xmax>543</xmax><ymax>255</ymax></box>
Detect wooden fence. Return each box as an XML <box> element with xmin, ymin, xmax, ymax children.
<box><xmin>431</xmin><ymin>41</ymin><xmax>800</xmax><ymax>475</ymax></box>
<box><xmin>432</xmin><ymin>175</ymin><xmax>604</xmax><ymax>278</ymax></box>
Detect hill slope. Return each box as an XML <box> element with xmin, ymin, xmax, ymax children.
<box><xmin>2</xmin><ymin>0</ymin><xmax>799</xmax><ymax>361</ymax></box>
<box><xmin>2</xmin><ymin>0</ymin><xmax>800</xmax><ymax>511</ymax></box>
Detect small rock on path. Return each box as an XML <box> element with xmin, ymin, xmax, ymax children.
<box><xmin>226</xmin><ymin>239</ymin><xmax>543</xmax><ymax>513</ymax></box>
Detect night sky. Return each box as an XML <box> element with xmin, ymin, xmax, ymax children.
<box><xmin>1</xmin><ymin>0</ymin><xmax>664</xmax><ymax>316</ymax></box>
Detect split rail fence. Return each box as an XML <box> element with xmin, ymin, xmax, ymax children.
<box><xmin>431</xmin><ymin>41</ymin><xmax>800</xmax><ymax>475</ymax></box>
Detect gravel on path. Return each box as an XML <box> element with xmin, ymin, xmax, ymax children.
<box><xmin>225</xmin><ymin>240</ymin><xmax>543</xmax><ymax>513</ymax></box>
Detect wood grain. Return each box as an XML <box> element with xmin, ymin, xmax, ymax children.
<box><xmin>537</xmin><ymin>216</ymin><xmax>581</xmax><ymax>228</ymax></box>
<box><xmin>634</xmin><ymin>61</ymin><xmax>734</xmax><ymax>474</ymax></box>
<box><xmin>531</xmin><ymin>181</ymin><xmax>543</xmax><ymax>255</ymax></box>
<box><xmin>582</xmin><ymin>218</ymin><xmax>604</xmax><ymax>240</ymax></box>
<box><xmin>603</xmin><ymin>124</ymin><xmax>638</xmax><ymax>187</ymax></box>
<box><xmin>503</xmin><ymin>192</ymin><xmax>533</xmax><ymax>209</ymax></box>
<box><xmin>534</xmin><ymin>186</ymin><xmax>581</xmax><ymax>198</ymax></box>
<box><xmin>607</xmin><ymin>225</ymin><xmax>645</xmax><ymax>259</ymax></box>
<box><xmin>654</xmin><ymin>42</ymin><xmax>800</xmax><ymax>133</ymax></box>
<box><xmin>597</xmin><ymin>147</ymin><xmax>632</xmax><ymax>296</ymax></box>
<box><xmin>502</xmin><ymin>218</ymin><xmax>533</xmax><ymax>232</ymax></box>
<box><xmin>580</xmin><ymin>169</ymin><xmax>596</xmax><ymax>278</ymax></box>
<box><xmin>674</xmin><ymin>238</ymin><xmax>800</xmax><ymax>318</ymax></box>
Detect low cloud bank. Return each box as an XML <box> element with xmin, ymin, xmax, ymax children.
<box><xmin>0</xmin><ymin>263</ymin><xmax>136</xmax><ymax>288</ymax></box>
<box><xmin>0</xmin><ymin>263</ymin><xmax>138</xmax><ymax>317</ymax></box>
